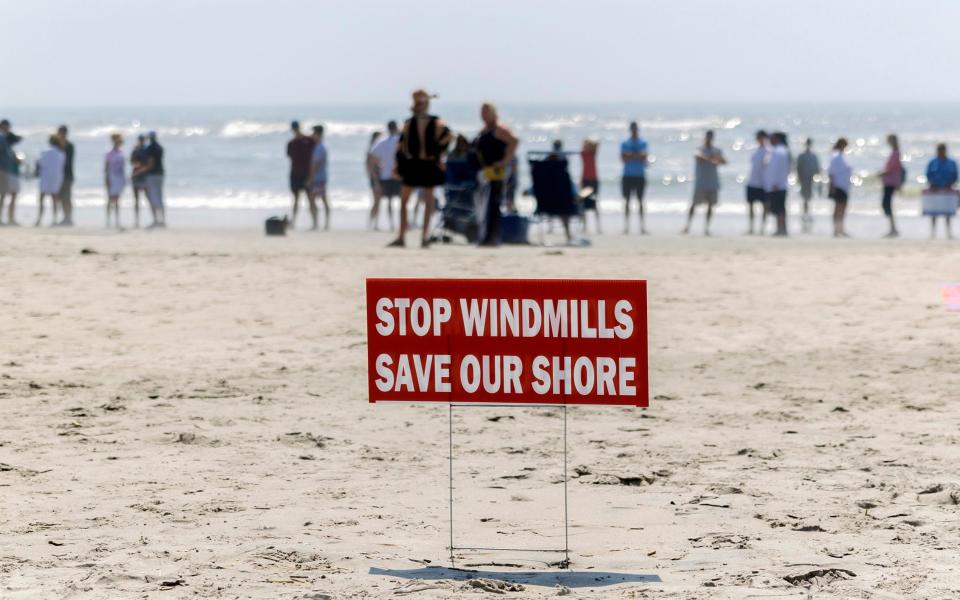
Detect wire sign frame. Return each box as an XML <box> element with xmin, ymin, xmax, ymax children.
<box><xmin>447</xmin><ymin>402</ymin><xmax>571</xmax><ymax>567</ymax></box>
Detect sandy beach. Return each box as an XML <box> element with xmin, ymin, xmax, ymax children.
<box><xmin>2</xmin><ymin>228</ymin><xmax>960</xmax><ymax>599</ymax></box>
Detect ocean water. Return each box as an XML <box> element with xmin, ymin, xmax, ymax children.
<box><xmin>5</xmin><ymin>103</ymin><xmax>960</xmax><ymax>227</ymax></box>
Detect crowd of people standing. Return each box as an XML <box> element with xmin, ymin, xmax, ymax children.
<box><xmin>0</xmin><ymin>119</ymin><xmax>166</xmax><ymax>229</ymax></box>
<box><xmin>284</xmin><ymin>91</ymin><xmax>960</xmax><ymax>247</ymax></box>
<box><xmin>3</xmin><ymin>100</ymin><xmax>958</xmax><ymax>241</ymax></box>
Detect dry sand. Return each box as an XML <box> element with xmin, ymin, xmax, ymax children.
<box><xmin>1</xmin><ymin>228</ymin><xmax>959</xmax><ymax>599</ymax></box>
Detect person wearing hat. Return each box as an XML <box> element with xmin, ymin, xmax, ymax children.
<box><xmin>287</xmin><ymin>120</ymin><xmax>315</xmax><ymax>228</ymax></box>
<box><xmin>104</xmin><ymin>133</ymin><xmax>126</xmax><ymax>229</ymax></box>
<box><xmin>389</xmin><ymin>89</ymin><xmax>452</xmax><ymax>248</ymax></box>
<box><xmin>133</xmin><ymin>131</ymin><xmax>166</xmax><ymax>228</ymax></box>
<box><xmin>130</xmin><ymin>134</ymin><xmax>150</xmax><ymax>227</ymax></box>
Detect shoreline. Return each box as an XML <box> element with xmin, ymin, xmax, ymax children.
<box><xmin>1</xmin><ymin>205</ymin><xmax>951</xmax><ymax>240</ymax></box>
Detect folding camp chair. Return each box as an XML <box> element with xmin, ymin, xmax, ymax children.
<box><xmin>527</xmin><ymin>151</ymin><xmax>588</xmax><ymax>245</ymax></box>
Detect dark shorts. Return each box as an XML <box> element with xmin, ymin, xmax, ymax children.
<box><xmin>290</xmin><ymin>174</ymin><xmax>308</xmax><ymax>193</ymax></box>
<box><xmin>581</xmin><ymin>179</ymin><xmax>599</xmax><ymax>210</ymax></box>
<box><xmin>132</xmin><ymin>176</ymin><xmax>147</xmax><ymax>190</ymax></box>
<box><xmin>882</xmin><ymin>186</ymin><xmax>896</xmax><ymax>216</ymax></box>
<box><xmin>380</xmin><ymin>178</ymin><xmax>402</xmax><ymax>198</ymax></box>
<box><xmin>746</xmin><ymin>186</ymin><xmax>766</xmax><ymax>204</ymax></box>
<box><xmin>399</xmin><ymin>158</ymin><xmax>445</xmax><ymax>188</ymax></box>
<box><xmin>829</xmin><ymin>187</ymin><xmax>849</xmax><ymax>203</ymax></box>
<box><xmin>767</xmin><ymin>190</ymin><xmax>787</xmax><ymax>215</ymax></box>
<box><xmin>622</xmin><ymin>176</ymin><xmax>646</xmax><ymax>201</ymax></box>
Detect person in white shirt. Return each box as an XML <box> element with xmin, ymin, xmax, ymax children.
<box><xmin>827</xmin><ymin>137</ymin><xmax>852</xmax><ymax>238</ymax></box>
<box><xmin>764</xmin><ymin>131</ymin><xmax>791</xmax><ymax>237</ymax></box>
<box><xmin>368</xmin><ymin>121</ymin><xmax>401</xmax><ymax>231</ymax></box>
<box><xmin>36</xmin><ymin>135</ymin><xmax>66</xmax><ymax>227</ymax></box>
<box><xmin>745</xmin><ymin>130</ymin><xmax>768</xmax><ymax>234</ymax></box>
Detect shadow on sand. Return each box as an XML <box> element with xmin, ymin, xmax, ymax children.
<box><xmin>368</xmin><ymin>566</ymin><xmax>661</xmax><ymax>588</ymax></box>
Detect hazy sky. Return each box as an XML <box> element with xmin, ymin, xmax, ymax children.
<box><xmin>5</xmin><ymin>0</ymin><xmax>960</xmax><ymax>107</ymax></box>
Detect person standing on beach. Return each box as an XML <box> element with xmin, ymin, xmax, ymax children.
<box><xmin>827</xmin><ymin>138</ymin><xmax>852</xmax><ymax>238</ymax></box>
<box><xmin>55</xmin><ymin>125</ymin><xmax>76</xmax><ymax>226</ymax></box>
<box><xmin>474</xmin><ymin>102</ymin><xmax>519</xmax><ymax>246</ymax></box>
<box><xmin>365</xmin><ymin>131</ymin><xmax>382</xmax><ymax>228</ymax></box>
<box><xmin>369</xmin><ymin>121</ymin><xmax>402</xmax><ymax>231</ymax></box>
<box><xmin>796</xmin><ymin>138</ymin><xmax>820</xmax><ymax>233</ymax></box>
<box><xmin>580</xmin><ymin>138</ymin><xmax>601</xmax><ymax>233</ymax></box>
<box><xmin>130</xmin><ymin>135</ymin><xmax>149</xmax><ymax>227</ymax></box>
<box><xmin>878</xmin><ymin>134</ymin><xmax>903</xmax><ymax>238</ymax></box>
<box><xmin>135</xmin><ymin>131</ymin><xmax>166</xmax><ymax>228</ymax></box>
<box><xmin>104</xmin><ymin>134</ymin><xmax>126</xmax><ymax>229</ymax></box>
<box><xmin>0</xmin><ymin>120</ymin><xmax>19</xmax><ymax>225</ymax></box>
<box><xmin>745</xmin><ymin>130</ymin><xmax>768</xmax><ymax>235</ymax></box>
<box><xmin>389</xmin><ymin>89</ymin><xmax>452</xmax><ymax>248</ymax></box>
<box><xmin>0</xmin><ymin>121</ymin><xmax>10</xmax><ymax>212</ymax></box>
<box><xmin>35</xmin><ymin>135</ymin><xmax>66</xmax><ymax>227</ymax></box>
<box><xmin>682</xmin><ymin>130</ymin><xmax>726</xmax><ymax>236</ymax></box>
<box><xmin>287</xmin><ymin>121</ymin><xmax>315</xmax><ymax>229</ymax></box>
<box><xmin>306</xmin><ymin>125</ymin><xmax>330</xmax><ymax>231</ymax></box>
<box><xmin>764</xmin><ymin>132</ymin><xmax>791</xmax><ymax>237</ymax></box>
<box><xmin>621</xmin><ymin>121</ymin><xmax>649</xmax><ymax>234</ymax></box>
<box><xmin>924</xmin><ymin>143</ymin><xmax>957</xmax><ymax>239</ymax></box>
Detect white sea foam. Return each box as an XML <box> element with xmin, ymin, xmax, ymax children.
<box><xmin>219</xmin><ymin>120</ymin><xmax>380</xmax><ymax>138</ymax></box>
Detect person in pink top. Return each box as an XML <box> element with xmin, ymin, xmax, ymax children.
<box><xmin>580</xmin><ymin>138</ymin><xmax>600</xmax><ymax>233</ymax></box>
<box><xmin>878</xmin><ymin>134</ymin><xmax>903</xmax><ymax>238</ymax></box>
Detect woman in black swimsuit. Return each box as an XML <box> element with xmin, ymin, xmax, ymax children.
<box><xmin>474</xmin><ymin>102</ymin><xmax>519</xmax><ymax>246</ymax></box>
<box><xmin>389</xmin><ymin>90</ymin><xmax>453</xmax><ymax>248</ymax></box>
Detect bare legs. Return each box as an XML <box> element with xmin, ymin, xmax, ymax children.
<box><xmin>747</xmin><ymin>201</ymin><xmax>760</xmax><ymax>235</ymax></box>
<box><xmin>304</xmin><ymin>186</ymin><xmax>329</xmax><ymax>231</ymax></box>
<box><xmin>106</xmin><ymin>195</ymin><xmax>120</xmax><ymax>229</ymax></box>
<box><xmin>930</xmin><ymin>216</ymin><xmax>955</xmax><ymax>239</ymax></box>
<box><xmin>390</xmin><ymin>186</ymin><xmax>434</xmax><ymax>248</ymax></box>
<box><xmin>682</xmin><ymin>202</ymin><xmax>713</xmax><ymax>235</ymax></box>
<box><xmin>133</xmin><ymin>187</ymin><xmax>144</xmax><ymax>228</ymax></box>
<box><xmin>291</xmin><ymin>189</ymin><xmax>302</xmax><ymax>228</ymax></box>
<box><xmin>0</xmin><ymin>192</ymin><xmax>17</xmax><ymax>225</ymax></box>
<box><xmin>368</xmin><ymin>183</ymin><xmax>385</xmax><ymax>230</ymax></box>
<box><xmin>832</xmin><ymin>200</ymin><xmax>849</xmax><ymax>237</ymax></box>
<box><xmin>35</xmin><ymin>193</ymin><xmax>53</xmax><ymax>227</ymax></box>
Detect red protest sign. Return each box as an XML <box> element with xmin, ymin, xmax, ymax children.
<box><xmin>366</xmin><ymin>278</ymin><xmax>648</xmax><ymax>406</ymax></box>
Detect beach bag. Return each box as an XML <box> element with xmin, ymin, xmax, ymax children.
<box><xmin>921</xmin><ymin>191</ymin><xmax>959</xmax><ymax>216</ymax></box>
<box><xmin>482</xmin><ymin>165</ymin><xmax>506</xmax><ymax>182</ymax></box>
<box><xmin>265</xmin><ymin>216</ymin><xmax>288</xmax><ymax>236</ymax></box>
<box><xmin>899</xmin><ymin>163</ymin><xmax>907</xmax><ymax>188</ymax></box>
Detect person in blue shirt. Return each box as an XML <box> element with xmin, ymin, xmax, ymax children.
<box><xmin>620</xmin><ymin>121</ymin><xmax>649</xmax><ymax>234</ymax></box>
<box><xmin>925</xmin><ymin>143</ymin><xmax>958</xmax><ymax>239</ymax></box>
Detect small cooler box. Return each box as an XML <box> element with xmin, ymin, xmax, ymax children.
<box><xmin>921</xmin><ymin>191</ymin><xmax>959</xmax><ymax>216</ymax></box>
<box><xmin>501</xmin><ymin>214</ymin><xmax>530</xmax><ymax>244</ymax></box>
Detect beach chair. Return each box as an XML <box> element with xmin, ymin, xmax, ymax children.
<box><xmin>436</xmin><ymin>157</ymin><xmax>480</xmax><ymax>244</ymax></box>
<box><xmin>527</xmin><ymin>151</ymin><xmax>587</xmax><ymax>245</ymax></box>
